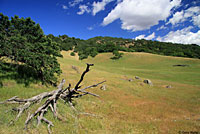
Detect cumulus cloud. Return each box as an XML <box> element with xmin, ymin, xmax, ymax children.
<box><xmin>193</xmin><ymin>15</ymin><xmax>200</xmax><ymax>27</ymax></box>
<box><xmin>102</xmin><ymin>0</ymin><xmax>181</xmax><ymax>31</ymax></box>
<box><xmin>167</xmin><ymin>6</ymin><xmax>200</xmax><ymax>27</ymax></box>
<box><xmin>69</xmin><ymin>0</ymin><xmax>83</xmax><ymax>7</ymax></box>
<box><xmin>146</xmin><ymin>32</ymin><xmax>155</xmax><ymax>40</ymax></box>
<box><xmin>157</xmin><ymin>27</ymin><xmax>200</xmax><ymax>45</ymax></box>
<box><xmin>135</xmin><ymin>35</ymin><xmax>145</xmax><ymax>40</ymax></box>
<box><xmin>77</xmin><ymin>5</ymin><xmax>91</xmax><ymax>15</ymax></box>
<box><xmin>187</xmin><ymin>6</ymin><xmax>200</xmax><ymax>13</ymax></box>
<box><xmin>92</xmin><ymin>0</ymin><xmax>114</xmax><ymax>16</ymax></box>
<box><xmin>167</xmin><ymin>11</ymin><xmax>185</xmax><ymax>25</ymax></box>
<box><xmin>135</xmin><ymin>32</ymin><xmax>155</xmax><ymax>40</ymax></box>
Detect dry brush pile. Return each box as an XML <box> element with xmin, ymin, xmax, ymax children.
<box><xmin>0</xmin><ymin>63</ymin><xmax>106</xmax><ymax>133</ymax></box>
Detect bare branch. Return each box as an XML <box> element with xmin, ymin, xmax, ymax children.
<box><xmin>78</xmin><ymin>90</ymin><xmax>99</xmax><ymax>97</ymax></box>
<box><xmin>25</xmin><ymin>79</ymin><xmax>67</xmax><ymax>129</ymax></box>
<box><xmin>78</xmin><ymin>80</ymin><xmax>106</xmax><ymax>92</ymax></box>
<box><xmin>42</xmin><ymin>117</ymin><xmax>54</xmax><ymax>134</ymax></box>
<box><xmin>0</xmin><ymin>64</ymin><xmax>105</xmax><ymax>133</ymax></box>
<box><xmin>74</xmin><ymin>63</ymin><xmax>94</xmax><ymax>91</ymax></box>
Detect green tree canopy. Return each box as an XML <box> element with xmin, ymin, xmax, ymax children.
<box><xmin>0</xmin><ymin>13</ymin><xmax>62</xmax><ymax>85</ymax></box>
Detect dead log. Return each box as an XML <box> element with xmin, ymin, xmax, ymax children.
<box><xmin>0</xmin><ymin>63</ymin><xmax>105</xmax><ymax>134</ymax></box>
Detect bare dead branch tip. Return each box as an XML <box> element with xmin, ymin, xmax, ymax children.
<box><xmin>74</xmin><ymin>63</ymin><xmax>94</xmax><ymax>90</ymax></box>
<box><xmin>0</xmin><ymin>63</ymin><xmax>105</xmax><ymax>134</ymax></box>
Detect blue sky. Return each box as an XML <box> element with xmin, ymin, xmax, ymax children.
<box><xmin>0</xmin><ymin>0</ymin><xmax>200</xmax><ymax>45</ymax></box>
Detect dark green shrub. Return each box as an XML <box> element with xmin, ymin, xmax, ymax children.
<box><xmin>70</xmin><ymin>52</ymin><xmax>75</xmax><ymax>56</ymax></box>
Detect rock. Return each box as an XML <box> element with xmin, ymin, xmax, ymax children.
<box><xmin>186</xmin><ymin>118</ymin><xmax>190</xmax><ymax>120</ymax></box>
<box><xmin>100</xmin><ymin>85</ymin><xmax>106</xmax><ymax>90</ymax></box>
<box><xmin>166</xmin><ymin>85</ymin><xmax>172</xmax><ymax>88</ymax></box>
<box><xmin>72</xmin><ymin>65</ymin><xmax>79</xmax><ymax>73</ymax></box>
<box><xmin>135</xmin><ymin>76</ymin><xmax>140</xmax><ymax>79</ymax></box>
<box><xmin>128</xmin><ymin>78</ymin><xmax>133</xmax><ymax>82</ymax></box>
<box><xmin>140</xmin><ymin>83</ymin><xmax>144</xmax><ymax>86</ymax></box>
<box><xmin>143</xmin><ymin>79</ymin><xmax>153</xmax><ymax>86</ymax></box>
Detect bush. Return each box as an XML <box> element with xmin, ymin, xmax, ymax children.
<box><xmin>70</xmin><ymin>52</ymin><xmax>75</xmax><ymax>56</ymax></box>
<box><xmin>79</xmin><ymin>54</ymin><xmax>88</xmax><ymax>60</ymax></box>
<box><xmin>111</xmin><ymin>50</ymin><xmax>124</xmax><ymax>60</ymax></box>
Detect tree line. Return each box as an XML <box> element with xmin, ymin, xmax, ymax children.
<box><xmin>48</xmin><ymin>35</ymin><xmax>200</xmax><ymax>59</ymax></box>
<box><xmin>130</xmin><ymin>39</ymin><xmax>200</xmax><ymax>58</ymax></box>
<box><xmin>1</xmin><ymin>13</ymin><xmax>200</xmax><ymax>85</ymax></box>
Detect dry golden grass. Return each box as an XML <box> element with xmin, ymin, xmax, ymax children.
<box><xmin>0</xmin><ymin>51</ymin><xmax>200</xmax><ymax>134</ymax></box>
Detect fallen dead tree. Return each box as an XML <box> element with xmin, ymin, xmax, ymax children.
<box><xmin>0</xmin><ymin>63</ymin><xmax>106</xmax><ymax>134</ymax></box>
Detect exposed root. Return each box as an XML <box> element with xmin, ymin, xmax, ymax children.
<box><xmin>0</xmin><ymin>63</ymin><xmax>105</xmax><ymax>133</ymax></box>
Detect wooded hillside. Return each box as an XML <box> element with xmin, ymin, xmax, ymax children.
<box><xmin>48</xmin><ymin>35</ymin><xmax>200</xmax><ymax>60</ymax></box>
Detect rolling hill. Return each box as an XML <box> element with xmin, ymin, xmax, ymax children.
<box><xmin>0</xmin><ymin>51</ymin><xmax>200</xmax><ymax>134</ymax></box>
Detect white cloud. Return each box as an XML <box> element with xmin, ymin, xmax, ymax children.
<box><xmin>135</xmin><ymin>32</ymin><xmax>155</xmax><ymax>40</ymax></box>
<box><xmin>170</xmin><ymin>0</ymin><xmax>182</xmax><ymax>9</ymax></box>
<box><xmin>135</xmin><ymin>35</ymin><xmax>145</xmax><ymax>40</ymax></box>
<box><xmin>157</xmin><ymin>27</ymin><xmax>200</xmax><ymax>45</ymax></box>
<box><xmin>62</xmin><ymin>5</ymin><xmax>68</xmax><ymax>10</ymax></box>
<box><xmin>146</xmin><ymin>32</ymin><xmax>155</xmax><ymax>40</ymax></box>
<box><xmin>102</xmin><ymin>0</ymin><xmax>181</xmax><ymax>31</ymax></box>
<box><xmin>193</xmin><ymin>15</ymin><xmax>200</xmax><ymax>27</ymax></box>
<box><xmin>77</xmin><ymin>5</ymin><xmax>91</xmax><ymax>15</ymax></box>
<box><xmin>167</xmin><ymin>6</ymin><xmax>200</xmax><ymax>27</ymax></box>
<box><xmin>69</xmin><ymin>0</ymin><xmax>83</xmax><ymax>7</ymax></box>
<box><xmin>167</xmin><ymin>11</ymin><xmax>184</xmax><ymax>25</ymax></box>
<box><xmin>187</xmin><ymin>6</ymin><xmax>200</xmax><ymax>13</ymax></box>
<box><xmin>92</xmin><ymin>0</ymin><xmax>114</xmax><ymax>16</ymax></box>
<box><xmin>156</xmin><ymin>36</ymin><xmax>162</xmax><ymax>41</ymax></box>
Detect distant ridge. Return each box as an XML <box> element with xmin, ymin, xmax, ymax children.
<box><xmin>48</xmin><ymin>35</ymin><xmax>200</xmax><ymax>60</ymax></box>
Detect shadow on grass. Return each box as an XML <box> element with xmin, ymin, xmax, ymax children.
<box><xmin>0</xmin><ymin>62</ymin><xmax>41</xmax><ymax>87</ymax></box>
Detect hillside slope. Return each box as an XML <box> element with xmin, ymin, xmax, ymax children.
<box><xmin>0</xmin><ymin>51</ymin><xmax>200</xmax><ymax>134</ymax></box>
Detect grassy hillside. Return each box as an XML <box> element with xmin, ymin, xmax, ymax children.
<box><xmin>0</xmin><ymin>51</ymin><xmax>200</xmax><ymax>134</ymax></box>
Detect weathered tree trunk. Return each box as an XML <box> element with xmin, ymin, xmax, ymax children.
<box><xmin>0</xmin><ymin>63</ymin><xmax>106</xmax><ymax>134</ymax></box>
